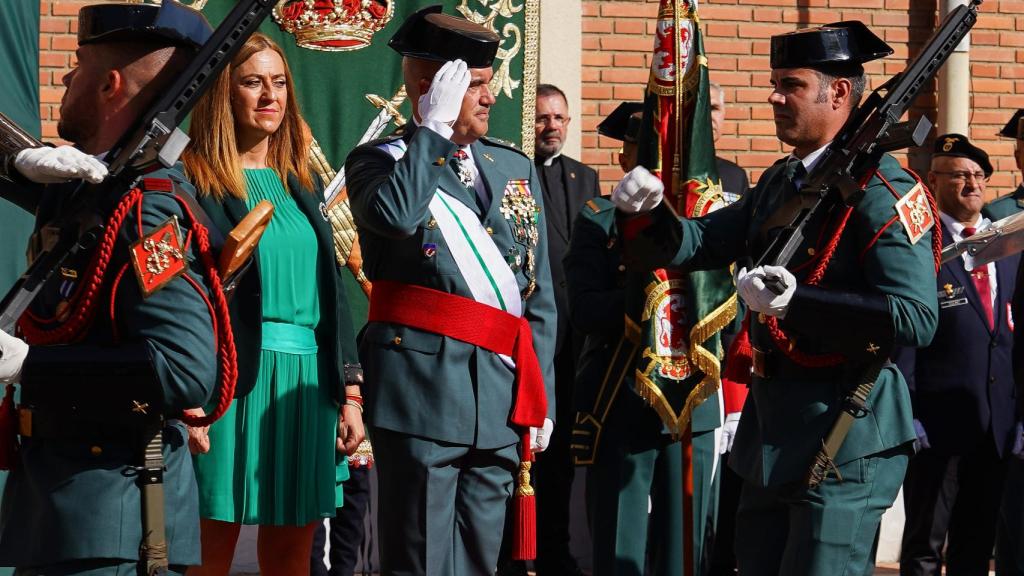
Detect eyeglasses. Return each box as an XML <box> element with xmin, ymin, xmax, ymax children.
<box><xmin>535</xmin><ymin>114</ymin><xmax>569</xmax><ymax>126</ymax></box>
<box><xmin>932</xmin><ymin>170</ymin><xmax>989</xmax><ymax>183</ymax></box>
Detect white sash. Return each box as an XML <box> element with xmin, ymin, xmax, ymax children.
<box><xmin>376</xmin><ymin>140</ymin><xmax>523</xmax><ymax>364</ymax></box>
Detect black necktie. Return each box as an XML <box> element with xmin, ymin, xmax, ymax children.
<box><xmin>785</xmin><ymin>157</ymin><xmax>806</xmax><ymax>188</ymax></box>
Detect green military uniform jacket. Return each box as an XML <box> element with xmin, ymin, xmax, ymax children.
<box><xmin>0</xmin><ymin>166</ymin><xmax>217</xmax><ymax>567</ymax></box>
<box><xmin>624</xmin><ymin>154</ymin><xmax>938</xmax><ymax>487</ymax></box>
<box><xmin>196</xmin><ymin>173</ymin><xmax>361</xmax><ymax>401</ymax></box>
<box><xmin>983</xmin><ymin>183</ymin><xmax>1024</xmax><ymax>221</ymax></box>
<box><xmin>346</xmin><ymin>126</ymin><xmax>557</xmax><ymax>449</ymax></box>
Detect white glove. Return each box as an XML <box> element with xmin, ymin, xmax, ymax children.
<box><xmin>530</xmin><ymin>418</ymin><xmax>554</xmax><ymax>453</ymax></box>
<box><xmin>14</xmin><ymin>146</ymin><xmax>107</xmax><ymax>184</ymax></box>
<box><xmin>418</xmin><ymin>59</ymin><xmax>470</xmax><ymax>140</ymax></box>
<box><xmin>611</xmin><ymin>166</ymin><xmax>664</xmax><ymax>214</ymax></box>
<box><xmin>913</xmin><ymin>418</ymin><xmax>931</xmax><ymax>452</ymax></box>
<box><xmin>736</xmin><ymin>265</ymin><xmax>796</xmax><ymax>318</ymax></box>
<box><xmin>719</xmin><ymin>412</ymin><xmax>740</xmax><ymax>454</ymax></box>
<box><xmin>0</xmin><ymin>331</ymin><xmax>28</xmax><ymax>385</ymax></box>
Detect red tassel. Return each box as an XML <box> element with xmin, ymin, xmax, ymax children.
<box><xmin>0</xmin><ymin>384</ymin><xmax>19</xmax><ymax>471</ymax></box>
<box><xmin>512</xmin><ymin>436</ymin><xmax>536</xmax><ymax>560</ymax></box>
<box><xmin>723</xmin><ymin>316</ymin><xmax>753</xmax><ymax>386</ymax></box>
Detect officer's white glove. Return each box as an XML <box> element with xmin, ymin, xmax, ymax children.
<box><xmin>719</xmin><ymin>412</ymin><xmax>741</xmax><ymax>454</ymax></box>
<box><xmin>1011</xmin><ymin>421</ymin><xmax>1024</xmax><ymax>459</ymax></box>
<box><xmin>418</xmin><ymin>59</ymin><xmax>470</xmax><ymax>140</ymax></box>
<box><xmin>530</xmin><ymin>418</ymin><xmax>554</xmax><ymax>453</ymax></box>
<box><xmin>736</xmin><ymin>265</ymin><xmax>796</xmax><ymax>318</ymax></box>
<box><xmin>14</xmin><ymin>146</ymin><xmax>107</xmax><ymax>184</ymax></box>
<box><xmin>913</xmin><ymin>418</ymin><xmax>931</xmax><ymax>452</ymax></box>
<box><xmin>0</xmin><ymin>331</ymin><xmax>28</xmax><ymax>385</ymax></box>
<box><xmin>611</xmin><ymin>166</ymin><xmax>664</xmax><ymax>214</ymax></box>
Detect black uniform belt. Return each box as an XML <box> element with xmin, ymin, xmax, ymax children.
<box><xmin>17</xmin><ymin>407</ymin><xmax>152</xmax><ymax>442</ymax></box>
<box><xmin>751</xmin><ymin>345</ymin><xmax>848</xmax><ymax>381</ymax></box>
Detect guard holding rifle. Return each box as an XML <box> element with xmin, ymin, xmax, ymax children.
<box><xmin>612</xmin><ymin>21</ymin><xmax>943</xmax><ymax>573</ymax></box>
<box><xmin>0</xmin><ymin>3</ymin><xmax>225</xmax><ymax>574</ymax></box>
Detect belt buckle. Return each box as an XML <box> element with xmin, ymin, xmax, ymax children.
<box><xmin>752</xmin><ymin>346</ymin><xmax>768</xmax><ymax>379</ymax></box>
<box><xmin>17</xmin><ymin>408</ymin><xmax>32</xmax><ymax>438</ymax></box>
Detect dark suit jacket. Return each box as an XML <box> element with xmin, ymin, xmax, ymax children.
<box><xmin>537</xmin><ymin>154</ymin><xmax>600</xmax><ymax>354</ymax></box>
<box><xmin>716</xmin><ymin>156</ymin><xmax>750</xmax><ymax>198</ymax></box>
<box><xmin>894</xmin><ymin>221</ymin><xmax>1020</xmax><ymax>457</ymax></box>
<box><xmin>196</xmin><ymin>173</ymin><xmax>360</xmax><ymax>402</ymax></box>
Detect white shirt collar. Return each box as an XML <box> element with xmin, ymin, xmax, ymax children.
<box><xmin>939</xmin><ymin>212</ymin><xmax>989</xmax><ymax>238</ymax></box>
<box><xmin>790</xmin><ymin>143</ymin><xmax>830</xmax><ymax>173</ymax></box>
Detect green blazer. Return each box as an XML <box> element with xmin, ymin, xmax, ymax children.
<box><xmin>983</xmin><ymin>183</ymin><xmax>1024</xmax><ymax>221</ymax></box>
<box><xmin>346</xmin><ymin>126</ymin><xmax>557</xmax><ymax>450</ymax></box>
<box><xmin>623</xmin><ymin>154</ymin><xmax>938</xmax><ymax>487</ymax></box>
<box><xmin>195</xmin><ymin>172</ymin><xmax>361</xmax><ymax>402</ymax></box>
<box><xmin>0</xmin><ymin>167</ymin><xmax>216</xmax><ymax>567</ymax></box>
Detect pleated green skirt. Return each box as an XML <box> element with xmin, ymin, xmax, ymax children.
<box><xmin>194</xmin><ymin>323</ymin><xmax>349</xmax><ymax>526</ymax></box>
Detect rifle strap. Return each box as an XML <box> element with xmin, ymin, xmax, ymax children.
<box><xmin>138</xmin><ymin>419</ymin><xmax>168</xmax><ymax>576</ymax></box>
<box><xmin>806</xmin><ymin>358</ymin><xmax>885</xmax><ymax>488</ymax></box>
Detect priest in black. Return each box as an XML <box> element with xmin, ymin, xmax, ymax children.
<box><xmin>531</xmin><ymin>83</ymin><xmax>600</xmax><ymax>576</ymax></box>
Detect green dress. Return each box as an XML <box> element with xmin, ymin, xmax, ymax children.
<box><xmin>194</xmin><ymin>168</ymin><xmax>348</xmax><ymax>526</ymax></box>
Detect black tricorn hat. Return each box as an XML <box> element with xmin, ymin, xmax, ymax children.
<box><xmin>597</xmin><ymin>102</ymin><xmax>644</xmax><ymax>143</ymax></box>
<box><xmin>78</xmin><ymin>1</ymin><xmax>212</xmax><ymax>51</ymax></box>
<box><xmin>389</xmin><ymin>5</ymin><xmax>500</xmax><ymax>68</ymax></box>
<box><xmin>998</xmin><ymin>109</ymin><xmax>1024</xmax><ymax>139</ymax></box>
<box><xmin>932</xmin><ymin>133</ymin><xmax>994</xmax><ymax>177</ymax></box>
<box><xmin>771</xmin><ymin>21</ymin><xmax>892</xmax><ymax>70</ymax></box>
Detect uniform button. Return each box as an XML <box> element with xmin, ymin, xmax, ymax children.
<box><xmin>436</xmin><ymin>157</ymin><xmax>446</xmax><ymax>166</ymax></box>
<box><xmin>807</xmin><ymin>247</ymin><xmax>816</xmax><ymax>256</ymax></box>
<box><xmin>618</xmin><ymin>264</ymin><xmax>626</xmax><ymax>272</ymax></box>
<box><xmin>90</xmin><ymin>446</ymin><xmax>102</xmax><ymax>456</ymax></box>
<box><xmin>991</xmin><ymin>341</ymin><xmax>998</xmax><ymax>349</ymax></box>
<box><xmin>392</xmin><ymin>336</ymin><xmax>403</xmax><ymax>345</ymax></box>
<box><xmin>486</xmin><ymin>227</ymin><xmax>494</xmax><ymax>235</ymax></box>
<box><xmin>990</xmin><ymin>376</ymin><xmax>997</xmax><ymax>383</ymax></box>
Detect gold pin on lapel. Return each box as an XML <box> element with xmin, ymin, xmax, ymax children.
<box><xmin>482</xmin><ymin>153</ymin><xmax>494</xmax><ymax>162</ymax></box>
<box><xmin>944</xmin><ymin>283</ymin><xmax>954</xmax><ymax>298</ymax></box>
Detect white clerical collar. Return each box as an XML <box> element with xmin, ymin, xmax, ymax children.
<box><xmin>541</xmin><ymin>151</ymin><xmax>562</xmax><ymax>167</ymax></box>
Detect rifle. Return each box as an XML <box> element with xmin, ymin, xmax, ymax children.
<box><xmin>749</xmin><ymin>0</ymin><xmax>983</xmax><ymax>489</ymax></box>
<box><xmin>0</xmin><ymin>0</ymin><xmax>276</xmax><ymax>335</ymax></box>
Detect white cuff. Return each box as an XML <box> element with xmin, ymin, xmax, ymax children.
<box><xmin>422</xmin><ymin>119</ymin><xmax>454</xmax><ymax>141</ymax></box>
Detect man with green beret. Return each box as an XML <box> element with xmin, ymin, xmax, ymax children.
<box><xmin>345</xmin><ymin>5</ymin><xmax>557</xmax><ymax>575</ymax></box>
<box><xmin>0</xmin><ymin>2</ymin><xmax>220</xmax><ymax>574</ymax></box>
<box><xmin>611</xmin><ymin>20</ymin><xmax>939</xmax><ymax>574</ymax></box>
<box><xmin>983</xmin><ymin>109</ymin><xmax>1024</xmax><ymax>221</ymax></box>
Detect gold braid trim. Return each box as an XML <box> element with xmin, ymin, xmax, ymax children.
<box><xmin>521</xmin><ymin>0</ymin><xmax>540</xmax><ymax>157</ymax></box>
<box><xmin>633</xmin><ymin>289</ymin><xmax>738</xmax><ymax>439</ymax></box>
<box><xmin>307</xmin><ymin>136</ymin><xmax>371</xmax><ymax>296</ymax></box>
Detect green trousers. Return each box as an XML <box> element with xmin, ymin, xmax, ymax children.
<box><xmin>734</xmin><ymin>445</ymin><xmax>910</xmax><ymax>576</ymax></box>
<box><xmin>371</xmin><ymin>426</ymin><xmax>519</xmax><ymax>576</ymax></box>
<box><xmin>587</xmin><ymin>392</ymin><xmax>720</xmax><ymax>576</ymax></box>
<box><xmin>13</xmin><ymin>560</ymin><xmax>187</xmax><ymax>575</ymax></box>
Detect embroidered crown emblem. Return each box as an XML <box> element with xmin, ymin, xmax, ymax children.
<box><xmin>273</xmin><ymin>0</ymin><xmax>394</xmax><ymax>52</ymax></box>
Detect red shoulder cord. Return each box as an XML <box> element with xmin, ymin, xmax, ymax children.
<box><xmin>764</xmin><ymin>168</ymin><xmax>943</xmax><ymax>367</ymax></box>
<box><xmin>17</xmin><ymin>188</ymin><xmax>237</xmax><ymax>427</ymax></box>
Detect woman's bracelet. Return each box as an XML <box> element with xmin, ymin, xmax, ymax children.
<box><xmin>345</xmin><ymin>398</ymin><xmax>364</xmax><ymax>413</ymax></box>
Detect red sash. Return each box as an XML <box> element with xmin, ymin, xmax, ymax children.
<box><xmin>368</xmin><ymin>280</ymin><xmax>547</xmax><ymax>429</ymax></box>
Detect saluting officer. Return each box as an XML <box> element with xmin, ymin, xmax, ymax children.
<box><xmin>345</xmin><ymin>6</ymin><xmax>557</xmax><ymax>575</ymax></box>
<box><xmin>983</xmin><ymin>109</ymin><xmax>1024</xmax><ymax>220</ymax></box>
<box><xmin>0</xmin><ymin>2</ymin><xmax>220</xmax><ymax>574</ymax></box>
<box><xmin>611</xmin><ymin>22</ymin><xmax>939</xmax><ymax>574</ymax></box>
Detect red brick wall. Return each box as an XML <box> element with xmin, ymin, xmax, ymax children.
<box><xmin>38</xmin><ymin>0</ymin><xmax>94</xmax><ymax>141</ymax></box>
<box><xmin>581</xmin><ymin>0</ymin><xmax>1024</xmax><ymax>201</ymax></box>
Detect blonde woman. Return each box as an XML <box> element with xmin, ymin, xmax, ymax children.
<box><xmin>182</xmin><ymin>32</ymin><xmax>364</xmax><ymax>575</ymax></box>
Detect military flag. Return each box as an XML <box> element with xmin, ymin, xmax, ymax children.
<box><xmin>633</xmin><ymin>0</ymin><xmax>737</xmax><ymax>442</ymax></box>
<box><xmin>195</xmin><ymin>0</ymin><xmax>540</xmax><ymax>322</ymax></box>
